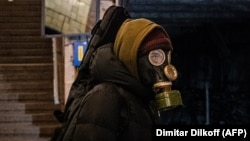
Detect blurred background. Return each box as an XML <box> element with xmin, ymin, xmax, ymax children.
<box><xmin>123</xmin><ymin>0</ymin><xmax>250</xmax><ymax>125</ymax></box>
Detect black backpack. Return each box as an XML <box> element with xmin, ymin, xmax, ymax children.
<box><xmin>51</xmin><ymin>5</ymin><xmax>131</xmax><ymax>141</ymax></box>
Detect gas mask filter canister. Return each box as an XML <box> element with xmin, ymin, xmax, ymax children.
<box><xmin>148</xmin><ymin>49</ymin><xmax>183</xmax><ymax>111</ymax></box>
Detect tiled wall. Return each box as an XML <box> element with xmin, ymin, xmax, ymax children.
<box><xmin>45</xmin><ymin>0</ymin><xmax>92</xmax><ymax>34</ymax></box>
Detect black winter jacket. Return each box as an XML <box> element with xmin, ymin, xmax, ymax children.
<box><xmin>52</xmin><ymin>44</ymin><xmax>159</xmax><ymax>141</ymax></box>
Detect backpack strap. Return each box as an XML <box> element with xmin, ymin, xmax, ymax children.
<box><xmin>79</xmin><ymin>5</ymin><xmax>131</xmax><ymax>71</ymax></box>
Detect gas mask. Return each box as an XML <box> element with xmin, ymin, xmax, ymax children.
<box><xmin>138</xmin><ymin>49</ymin><xmax>182</xmax><ymax>111</ymax></box>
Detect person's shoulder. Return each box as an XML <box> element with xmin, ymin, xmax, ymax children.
<box><xmin>92</xmin><ymin>82</ymin><xmax>119</xmax><ymax>91</ymax></box>
<box><xmin>89</xmin><ymin>82</ymin><xmax>123</xmax><ymax>99</ymax></box>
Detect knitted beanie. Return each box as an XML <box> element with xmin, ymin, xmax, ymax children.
<box><xmin>138</xmin><ymin>28</ymin><xmax>172</xmax><ymax>57</ymax></box>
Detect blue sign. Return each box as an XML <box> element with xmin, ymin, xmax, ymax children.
<box><xmin>73</xmin><ymin>41</ymin><xmax>88</xmax><ymax>67</ymax></box>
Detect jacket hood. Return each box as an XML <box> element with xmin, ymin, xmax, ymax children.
<box><xmin>89</xmin><ymin>44</ymin><xmax>154</xmax><ymax>102</ymax></box>
<box><xmin>113</xmin><ymin>18</ymin><xmax>170</xmax><ymax>79</ymax></box>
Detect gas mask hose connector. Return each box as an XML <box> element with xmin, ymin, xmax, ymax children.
<box><xmin>153</xmin><ymin>81</ymin><xmax>182</xmax><ymax>111</ymax></box>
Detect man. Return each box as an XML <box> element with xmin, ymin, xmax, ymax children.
<box><xmin>53</xmin><ymin>18</ymin><xmax>182</xmax><ymax>141</ymax></box>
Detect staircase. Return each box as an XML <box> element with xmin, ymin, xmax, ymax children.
<box><xmin>0</xmin><ymin>0</ymin><xmax>61</xmax><ymax>140</ymax></box>
<box><xmin>0</xmin><ymin>63</ymin><xmax>60</xmax><ymax>141</ymax></box>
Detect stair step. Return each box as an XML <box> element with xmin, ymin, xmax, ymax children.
<box><xmin>0</xmin><ymin>93</ymin><xmax>54</xmax><ymax>101</ymax></box>
<box><xmin>0</xmin><ymin>48</ymin><xmax>52</xmax><ymax>56</ymax></box>
<box><xmin>0</xmin><ymin>56</ymin><xmax>52</xmax><ymax>64</ymax></box>
<box><xmin>0</xmin><ymin>88</ymin><xmax>53</xmax><ymax>94</ymax></box>
<box><xmin>0</xmin><ymin>36</ymin><xmax>51</xmax><ymax>43</ymax></box>
<box><xmin>0</xmin><ymin>109</ymin><xmax>58</xmax><ymax>115</ymax></box>
<box><xmin>0</xmin><ymin>80</ymin><xmax>53</xmax><ymax>90</ymax></box>
<box><xmin>0</xmin><ymin>123</ymin><xmax>58</xmax><ymax>136</ymax></box>
<box><xmin>0</xmin><ymin>72</ymin><xmax>53</xmax><ymax>81</ymax></box>
<box><xmin>0</xmin><ymin>42</ymin><xmax>52</xmax><ymax>49</ymax></box>
<box><xmin>0</xmin><ymin>112</ymin><xmax>57</xmax><ymax>123</ymax></box>
<box><xmin>0</xmin><ymin>64</ymin><xmax>53</xmax><ymax>72</ymax></box>
<box><xmin>0</xmin><ymin>102</ymin><xmax>61</xmax><ymax>111</ymax></box>
<box><xmin>0</xmin><ymin>135</ymin><xmax>51</xmax><ymax>141</ymax></box>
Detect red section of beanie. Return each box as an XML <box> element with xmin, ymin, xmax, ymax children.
<box><xmin>139</xmin><ymin>28</ymin><xmax>172</xmax><ymax>56</ymax></box>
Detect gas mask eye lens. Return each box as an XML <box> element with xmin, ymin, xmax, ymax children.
<box><xmin>148</xmin><ymin>49</ymin><xmax>165</xmax><ymax>66</ymax></box>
